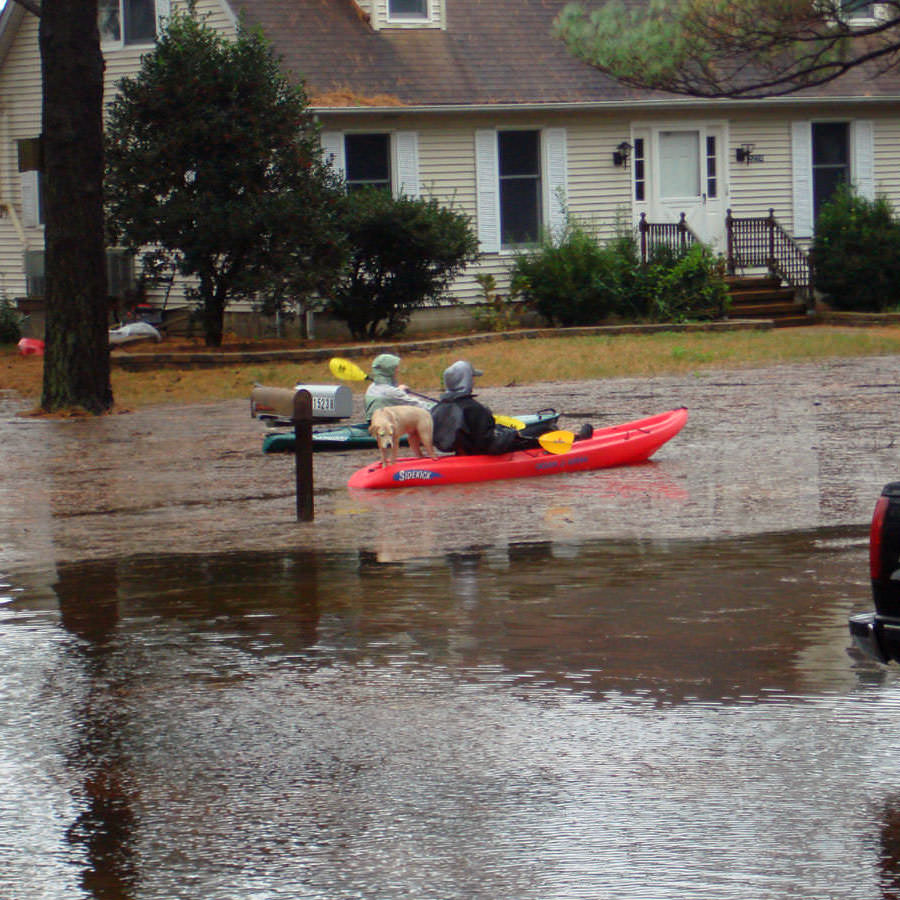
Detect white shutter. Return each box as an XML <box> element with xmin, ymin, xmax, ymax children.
<box><xmin>320</xmin><ymin>131</ymin><xmax>345</xmax><ymax>181</ymax></box>
<box><xmin>394</xmin><ymin>131</ymin><xmax>419</xmax><ymax>197</ymax></box>
<box><xmin>21</xmin><ymin>170</ymin><xmax>39</xmax><ymax>227</ymax></box>
<box><xmin>853</xmin><ymin>119</ymin><xmax>875</xmax><ymax>201</ymax></box>
<box><xmin>791</xmin><ymin>121</ymin><xmax>813</xmax><ymax>238</ymax></box>
<box><xmin>543</xmin><ymin>127</ymin><xmax>568</xmax><ymax>238</ymax></box>
<box><xmin>475</xmin><ymin>129</ymin><xmax>499</xmax><ymax>253</ymax></box>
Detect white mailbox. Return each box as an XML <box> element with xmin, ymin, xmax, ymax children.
<box><xmin>251</xmin><ymin>383</ymin><xmax>353</xmax><ymax>423</ymax></box>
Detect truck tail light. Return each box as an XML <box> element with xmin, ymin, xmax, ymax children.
<box><xmin>871</xmin><ymin>494</ymin><xmax>890</xmax><ymax>581</ymax></box>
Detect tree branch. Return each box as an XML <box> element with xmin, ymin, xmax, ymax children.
<box><xmin>555</xmin><ymin>0</ymin><xmax>900</xmax><ymax>99</ymax></box>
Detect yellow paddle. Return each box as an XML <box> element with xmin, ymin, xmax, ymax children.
<box><xmin>493</xmin><ymin>414</ymin><xmax>527</xmax><ymax>430</ymax></box>
<box><xmin>329</xmin><ymin>357</ymin><xmax>369</xmax><ymax>382</ymax></box>
<box><xmin>328</xmin><ymin>356</ymin><xmax>526</xmax><ymax>429</ymax></box>
<box><xmin>538</xmin><ymin>430</ymin><xmax>576</xmax><ymax>455</ymax></box>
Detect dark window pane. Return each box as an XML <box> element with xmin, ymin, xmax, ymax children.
<box><xmin>345</xmin><ymin>134</ymin><xmax>391</xmax><ymax>190</ymax></box>
<box><xmin>499</xmin><ymin>131</ymin><xmax>540</xmax><ymax>177</ymax></box>
<box><xmin>124</xmin><ymin>0</ymin><xmax>156</xmax><ymax>44</ymax></box>
<box><xmin>390</xmin><ymin>0</ymin><xmax>427</xmax><ymax>15</ymax></box>
<box><xmin>812</xmin><ymin>122</ymin><xmax>850</xmax><ymax>220</ymax></box>
<box><xmin>633</xmin><ymin>138</ymin><xmax>645</xmax><ymax>202</ymax></box>
<box><xmin>813</xmin><ymin>168</ymin><xmax>848</xmax><ymax>221</ymax></box>
<box><xmin>98</xmin><ymin>0</ymin><xmax>121</xmax><ymax>41</ymax></box>
<box><xmin>500</xmin><ymin>179</ymin><xmax>540</xmax><ymax>246</ymax></box>
<box><xmin>498</xmin><ymin>131</ymin><xmax>541</xmax><ymax>246</ymax></box>
<box><xmin>812</xmin><ymin>122</ymin><xmax>849</xmax><ymax>166</ymax></box>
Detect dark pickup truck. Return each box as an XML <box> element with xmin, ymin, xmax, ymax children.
<box><xmin>850</xmin><ymin>482</ymin><xmax>900</xmax><ymax>664</ymax></box>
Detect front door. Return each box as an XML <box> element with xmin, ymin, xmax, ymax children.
<box><xmin>646</xmin><ymin>123</ymin><xmax>727</xmax><ymax>250</ymax></box>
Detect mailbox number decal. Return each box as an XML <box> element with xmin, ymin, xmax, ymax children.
<box><xmin>312</xmin><ymin>395</ymin><xmax>335</xmax><ymax>412</ymax></box>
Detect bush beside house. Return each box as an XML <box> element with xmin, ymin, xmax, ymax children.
<box><xmin>510</xmin><ymin>224</ymin><xmax>729</xmax><ymax>328</ymax></box>
<box><xmin>813</xmin><ymin>185</ymin><xmax>900</xmax><ymax>313</ymax></box>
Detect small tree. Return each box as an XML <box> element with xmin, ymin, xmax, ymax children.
<box><xmin>813</xmin><ymin>184</ymin><xmax>900</xmax><ymax>312</ymax></box>
<box><xmin>326</xmin><ymin>190</ymin><xmax>479</xmax><ymax>340</ymax></box>
<box><xmin>105</xmin><ymin>12</ymin><xmax>346</xmax><ymax>346</ymax></box>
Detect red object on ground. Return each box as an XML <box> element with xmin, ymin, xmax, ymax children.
<box><xmin>17</xmin><ymin>338</ymin><xmax>45</xmax><ymax>357</ymax></box>
<box><xmin>348</xmin><ymin>407</ymin><xmax>689</xmax><ymax>490</ymax></box>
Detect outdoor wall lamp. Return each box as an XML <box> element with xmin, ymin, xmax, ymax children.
<box><xmin>613</xmin><ymin>141</ymin><xmax>632</xmax><ymax>167</ymax></box>
<box><xmin>735</xmin><ymin>143</ymin><xmax>756</xmax><ymax>164</ymax></box>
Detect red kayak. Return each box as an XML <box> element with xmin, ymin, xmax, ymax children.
<box><xmin>347</xmin><ymin>407</ymin><xmax>688</xmax><ymax>490</ymax></box>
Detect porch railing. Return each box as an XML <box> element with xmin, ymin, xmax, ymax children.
<box><xmin>638</xmin><ymin>212</ymin><xmax>697</xmax><ymax>262</ymax></box>
<box><xmin>725</xmin><ymin>208</ymin><xmax>813</xmax><ymax>295</ymax></box>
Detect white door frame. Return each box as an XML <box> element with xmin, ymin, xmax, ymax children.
<box><xmin>634</xmin><ymin>119</ymin><xmax>729</xmax><ymax>251</ymax></box>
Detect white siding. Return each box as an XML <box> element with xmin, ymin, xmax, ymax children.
<box><xmin>0</xmin><ymin>7</ymin><xmax>42</xmax><ymax>299</ymax></box>
<box><xmin>874</xmin><ymin>114</ymin><xmax>900</xmax><ymax>200</ymax></box>
<box><xmin>0</xmin><ymin>0</ymin><xmax>236</xmax><ymax>304</ymax></box>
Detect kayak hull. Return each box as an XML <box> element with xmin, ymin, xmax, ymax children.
<box><xmin>347</xmin><ymin>407</ymin><xmax>688</xmax><ymax>490</ymax></box>
<box><xmin>263</xmin><ymin>409</ymin><xmax>560</xmax><ymax>453</ymax></box>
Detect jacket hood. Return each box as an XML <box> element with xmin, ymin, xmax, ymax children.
<box><xmin>371</xmin><ymin>353</ymin><xmax>400</xmax><ymax>385</ymax></box>
<box><xmin>441</xmin><ymin>360</ymin><xmax>483</xmax><ymax>400</ymax></box>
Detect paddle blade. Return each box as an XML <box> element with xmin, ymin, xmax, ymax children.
<box><xmin>538</xmin><ymin>430</ymin><xmax>575</xmax><ymax>455</ymax></box>
<box><xmin>329</xmin><ymin>357</ymin><xmax>368</xmax><ymax>382</ymax></box>
<box><xmin>494</xmin><ymin>414</ymin><xmax>526</xmax><ymax>430</ymax></box>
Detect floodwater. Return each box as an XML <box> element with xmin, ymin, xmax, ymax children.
<box><xmin>3</xmin><ymin>356</ymin><xmax>900</xmax><ymax>899</ymax></box>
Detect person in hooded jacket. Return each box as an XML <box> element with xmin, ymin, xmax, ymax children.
<box><xmin>431</xmin><ymin>360</ymin><xmax>533</xmax><ymax>455</ymax></box>
<box><xmin>364</xmin><ymin>353</ymin><xmax>433</xmax><ymax>420</ymax></box>
<box><xmin>431</xmin><ymin>359</ymin><xmax>593</xmax><ymax>455</ymax></box>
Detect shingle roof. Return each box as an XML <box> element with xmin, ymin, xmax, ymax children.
<box><xmin>236</xmin><ymin>0</ymin><xmax>654</xmax><ymax>107</ymax></box>
<box><xmin>236</xmin><ymin>0</ymin><xmax>900</xmax><ymax>108</ymax></box>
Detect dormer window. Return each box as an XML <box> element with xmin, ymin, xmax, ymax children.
<box><xmin>841</xmin><ymin>0</ymin><xmax>877</xmax><ymax>20</ymax></box>
<box><xmin>388</xmin><ymin>0</ymin><xmax>428</xmax><ymax>21</ymax></box>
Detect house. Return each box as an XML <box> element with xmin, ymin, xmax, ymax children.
<box><xmin>1</xmin><ymin>0</ymin><xmax>898</xmax><ymax>336</ymax></box>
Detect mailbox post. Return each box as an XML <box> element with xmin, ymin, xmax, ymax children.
<box><xmin>251</xmin><ymin>383</ymin><xmax>353</xmax><ymax>522</ymax></box>
<box><xmin>293</xmin><ymin>389</ymin><xmax>314</xmax><ymax>521</ymax></box>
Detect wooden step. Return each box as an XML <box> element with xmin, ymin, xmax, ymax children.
<box><xmin>730</xmin><ymin>302</ymin><xmax>805</xmax><ymax>318</ymax></box>
<box><xmin>725</xmin><ymin>274</ymin><xmax>810</xmax><ymax>324</ymax></box>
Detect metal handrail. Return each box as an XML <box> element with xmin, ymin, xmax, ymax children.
<box><xmin>725</xmin><ymin>208</ymin><xmax>813</xmax><ymax>294</ymax></box>
<box><xmin>638</xmin><ymin>212</ymin><xmax>698</xmax><ymax>263</ymax></box>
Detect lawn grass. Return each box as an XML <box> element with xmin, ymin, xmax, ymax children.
<box><xmin>4</xmin><ymin>324</ymin><xmax>900</xmax><ymax>411</ymax></box>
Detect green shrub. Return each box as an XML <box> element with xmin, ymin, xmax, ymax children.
<box><xmin>471</xmin><ymin>273</ymin><xmax>520</xmax><ymax>332</ymax></box>
<box><xmin>0</xmin><ymin>297</ymin><xmax>23</xmax><ymax>344</ymax></box>
<box><xmin>813</xmin><ymin>184</ymin><xmax>900</xmax><ymax>312</ymax></box>
<box><xmin>327</xmin><ymin>190</ymin><xmax>479</xmax><ymax>340</ymax></box>
<box><xmin>511</xmin><ymin>223</ymin><xmax>727</xmax><ymax>325</ymax></box>
<box><xmin>636</xmin><ymin>243</ymin><xmax>729</xmax><ymax>322</ymax></box>
<box><xmin>510</xmin><ymin>224</ymin><xmax>635</xmax><ymax>326</ymax></box>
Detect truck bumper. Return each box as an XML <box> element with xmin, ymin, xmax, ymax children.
<box><xmin>848</xmin><ymin>612</ymin><xmax>900</xmax><ymax>664</ymax></box>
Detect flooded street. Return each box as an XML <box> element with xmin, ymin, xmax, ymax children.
<box><xmin>2</xmin><ymin>356</ymin><xmax>900</xmax><ymax>899</ymax></box>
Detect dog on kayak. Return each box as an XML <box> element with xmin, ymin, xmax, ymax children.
<box><xmin>369</xmin><ymin>405</ymin><xmax>437</xmax><ymax>468</ymax></box>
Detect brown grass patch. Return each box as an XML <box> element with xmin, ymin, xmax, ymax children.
<box><xmin>4</xmin><ymin>324</ymin><xmax>900</xmax><ymax>413</ymax></box>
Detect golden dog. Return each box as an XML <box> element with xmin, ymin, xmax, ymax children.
<box><xmin>369</xmin><ymin>405</ymin><xmax>437</xmax><ymax>467</ymax></box>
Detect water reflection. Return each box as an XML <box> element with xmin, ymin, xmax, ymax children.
<box><xmin>880</xmin><ymin>795</ymin><xmax>900</xmax><ymax>900</ymax></box>
<box><xmin>56</xmin><ymin>561</ymin><xmax>138</xmax><ymax>900</ymax></box>
<box><xmin>2</xmin><ymin>528</ymin><xmax>899</xmax><ymax>899</ymax></box>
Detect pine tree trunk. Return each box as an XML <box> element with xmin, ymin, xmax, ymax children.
<box><xmin>39</xmin><ymin>0</ymin><xmax>113</xmax><ymax>413</ymax></box>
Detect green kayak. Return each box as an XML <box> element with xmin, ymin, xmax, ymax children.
<box><xmin>262</xmin><ymin>409</ymin><xmax>560</xmax><ymax>453</ymax></box>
